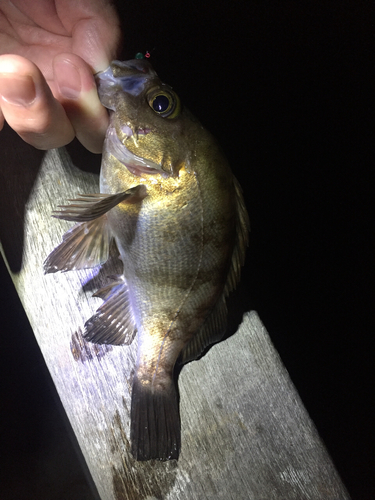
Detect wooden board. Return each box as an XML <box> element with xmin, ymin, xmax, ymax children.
<box><xmin>0</xmin><ymin>126</ymin><xmax>350</xmax><ymax>499</ymax></box>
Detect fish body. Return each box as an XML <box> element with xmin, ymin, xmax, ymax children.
<box><xmin>44</xmin><ymin>60</ymin><xmax>249</xmax><ymax>461</ymax></box>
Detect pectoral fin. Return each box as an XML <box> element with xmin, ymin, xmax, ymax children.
<box><xmin>84</xmin><ymin>275</ymin><xmax>137</xmax><ymax>345</ymax></box>
<box><xmin>43</xmin><ymin>215</ymin><xmax>111</xmax><ymax>273</ymax></box>
<box><xmin>52</xmin><ymin>186</ymin><xmax>146</xmax><ymax>222</ymax></box>
<box><xmin>44</xmin><ymin>187</ymin><xmax>146</xmax><ymax>273</ymax></box>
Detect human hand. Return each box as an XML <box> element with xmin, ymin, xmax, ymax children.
<box><xmin>0</xmin><ymin>0</ymin><xmax>121</xmax><ymax>153</ymax></box>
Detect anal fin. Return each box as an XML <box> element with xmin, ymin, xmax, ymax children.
<box><xmin>84</xmin><ymin>275</ymin><xmax>137</xmax><ymax>345</ymax></box>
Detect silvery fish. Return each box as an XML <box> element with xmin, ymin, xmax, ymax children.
<box><xmin>44</xmin><ymin>59</ymin><xmax>249</xmax><ymax>461</ymax></box>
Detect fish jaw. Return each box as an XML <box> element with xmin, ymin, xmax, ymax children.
<box><xmin>95</xmin><ymin>59</ymin><xmax>157</xmax><ymax>109</ymax></box>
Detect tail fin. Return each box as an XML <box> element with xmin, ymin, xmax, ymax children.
<box><xmin>130</xmin><ymin>374</ymin><xmax>180</xmax><ymax>461</ymax></box>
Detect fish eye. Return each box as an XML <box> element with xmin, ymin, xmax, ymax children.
<box><xmin>147</xmin><ymin>89</ymin><xmax>180</xmax><ymax>119</ymax></box>
<box><xmin>152</xmin><ymin>94</ymin><xmax>170</xmax><ymax>113</ymax></box>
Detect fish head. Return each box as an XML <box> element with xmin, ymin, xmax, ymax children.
<box><xmin>96</xmin><ymin>60</ymin><xmax>199</xmax><ymax>177</ymax></box>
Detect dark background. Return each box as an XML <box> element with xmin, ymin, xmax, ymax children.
<box><xmin>1</xmin><ymin>1</ymin><xmax>373</xmax><ymax>499</ymax></box>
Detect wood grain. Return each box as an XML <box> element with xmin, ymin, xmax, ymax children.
<box><xmin>0</xmin><ymin>127</ymin><xmax>350</xmax><ymax>499</ymax></box>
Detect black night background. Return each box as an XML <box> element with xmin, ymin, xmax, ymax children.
<box><xmin>0</xmin><ymin>1</ymin><xmax>373</xmax><ymax>499</ymax></box>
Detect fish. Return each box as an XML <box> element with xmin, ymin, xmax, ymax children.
<box><xmin>44</xmin><ymin>59</ymin><xmax>249</xmax><ymax>461</ymax></box>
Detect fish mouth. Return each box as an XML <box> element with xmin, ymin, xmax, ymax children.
<box><xmin>97</xmin><ymin>61</ymin><xmax>169</xmax><ymax>177</ymax></box>
<box><xmin>105</xmin><ymin>125</ymin><xmax>164</xmax><ymax>177</ymax></box>
<box><xmin>95</xmin><ymin>59</ymin><xmax>157</xmax><ymax>108</ymax></box>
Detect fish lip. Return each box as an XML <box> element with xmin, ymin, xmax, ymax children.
<box><xmin>95</xmin><ymin>59</ymin><xmax>156</xmax><ymax>79</ymax></box>
<box><xmin>125</xmin><ymin>163</ymin><xmax>163</xmax><ymax>177</ymax></box>
<box><xmin>95</xmin><ymin>60</ymin><xmax>158</xmax><ymax>108</ymax></box>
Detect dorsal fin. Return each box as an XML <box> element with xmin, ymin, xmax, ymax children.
<box><xmin>180</xmin><ymin>295</ymin><xmax>227</xmax><ymax>364</ymax></box>
<box><xmin>224</xmin><ymin>176</ymin><xmax>250</xmax><ymax>296</ymax></box>
<box><xmin>180</xmin><ymin>176</ymin><xmax>249</xmax><ymax>364</ymax></box>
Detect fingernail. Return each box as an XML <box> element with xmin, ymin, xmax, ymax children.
<box><xmin>0</xmin><ymin>74</ymin><xmax>36</xmax><ymax>107</ymax></box>
<box><xmin>54</xmin><ymin>59</ymin><xmax>82</xmax><ymax>99</ymax></box>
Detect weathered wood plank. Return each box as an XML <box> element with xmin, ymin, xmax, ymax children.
<box><xmin>0</xmin><ymin>128</ymin><xmax>350</xmax><ymax>499</ymax></box>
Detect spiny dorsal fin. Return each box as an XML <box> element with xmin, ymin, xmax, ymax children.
<box><xmin>84</xmin><ymin>275</ymin><xmax>137</xmax><ymax>345</ymax></box>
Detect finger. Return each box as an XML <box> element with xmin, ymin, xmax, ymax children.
<box><xmin>0</xmin><ymin>108</ymin><xmax>4</xmax><ymax>131</ymax></box>
<box><xmin>73</xmin><ymin>15</ymin><xmax>122</xmax><ymax>73</ymax></box>
<box><xmin>53</xmin><ymin>53</ymin><xmax>109</xmax><ymax>153</ymax></box>
<box><xmin>0</xmin><ymin>55</ymin><xmax>75</xmax><ymax>150</ymax></box>
<box><xmin>58</xmin><ymin>1</ymin><xmax>122</xmax><ymax>72</ymax></box>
